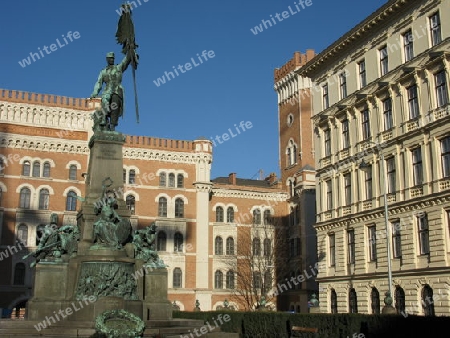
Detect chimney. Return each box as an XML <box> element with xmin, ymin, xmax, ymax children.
<box><xmin>265</xmin><ymin>172</ymin><xmax>277</xmax><ymax>185</ymax></box>
<box><xmin>228</xmin><ymin>173</ymin><xmax>237</xmax><ymax>185</ymax></box>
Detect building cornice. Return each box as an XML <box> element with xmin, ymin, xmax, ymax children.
<box><xmin>212</xmin><ymin>187</ymin><xmax>287</xmax><ymax>201</ymax></box>
<box><xmin>300</xmin><ymin>0</ymin><xmax>428</xmax><ymax>77</ymax></box>
<box><xmin>123</xmin><ymin>146</ymin><xmax>212</xmax><ymax>165</ymax></box>
<box><xmin>0</xmin><ymin>101</ymin><xmax>92</xmax><ymax>133</ymax></box>
<box><xmin>0</xmin><ymin>132</ymin><xmax>90</xmax><ymax>154</ymax></box>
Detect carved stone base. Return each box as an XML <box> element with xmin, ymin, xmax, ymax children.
<box><xmin>31</xmin><ymin>262</ymin><xmax>69</xmax><ymax>301</ymax></box>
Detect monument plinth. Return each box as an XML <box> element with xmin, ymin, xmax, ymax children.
<box><xmin>26</xmin><ymin>130</ymin><xmax>172</xmax><ymax>327</ymax></box>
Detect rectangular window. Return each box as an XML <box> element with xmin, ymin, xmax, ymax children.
<box><xmin>326</xmin><ymin>180</ymin><xmax>333</xmax><ymax>211</ymax></box>
<box><xmin>403</xmin><ymin>30</ymin><xmax>414</xmax><ymax>62</ymax></box>
<box><xmin>392</xmin><ymin>221</ymin><xmax>402</xmax><ymax>258</ymax></box>
<box><xmin>358</xmin><ymin>60</ymin><xmax>367</xmax><ymax>89</ymax></box>
<box><xmin>441</xmin><ymin>136</ymin><xmax>450</xmax><ymax>178</ymax></box>
<box><xmin>407</xmin><ymin>84</ymin><xmax>419</xmax><ymax>119</ymax></box>
<box><xmin>342</xmin><ymin>119</ymin><xmax>350</xmax><ymax>149</ymax></box>
<box><xmin>417</xmin><ymin>213</ymin><xmax>429</xmax><ymax>255</ymax></box>
<box><xmin>322</xmin><ymin>84</ymin><xmax>329</xmax><ymax>109</ymax></box>
<box><xmin>379</xmin><ymin>46</ymin><xmax>388</xmax><ymax>76</ymax></box>
<box><xmin>365</xmin><ymin>165</ymin><xmax>373</xmax><ymax>200</ymax></box>
<box><xmin>344</xmin><ymin>173</ymin><xmax>351</xmax><ymax>206</ymax></box>
<box><xmin>339</xmin><ymin>73</ymin><xmax>347</xmax><ymax>99</ymax></box>
<box><xmin>386</xmin><ymin>157</ymin><xmax>396</xmax><ymax>194</ymax></box>
<box><xmin>324</xmin><ymin>128</ymin><xmax>331</xmax><ymax>156</ymax></box>
<box><xmin>347</xmin><ymin>229</ymin><xmax>355</xmax><ymax>264</ymax></box>
<box><xmin>435</xmin><ymin>70</ymin><xmax>449</xmax><ymax>108</ymax></box>
<box><xmin>383</xmin><ymin>98</ymin><xmax>393</xmax><ymax>131</ymax></box>
<box><xmin>329</xmin><ymin>233</ymin><xmax>336</xmax><ymax>267</ymax></box>
<box><xmin>430</xmin><ymin>12</ymin><xmax>442</xmax><ymax>46</ymax></box>
<box><xmin>361</xmin><ymin>109</ymin><xmax>371</xmax><ymax>140</ymax></box>
<box><xmin>412</xmin><ymin>147</ymin><xmax>423</xmax><ymax>186</ymax></box>
<box><xmin>368</xmin><ymin>226</ymin><xmax>377</xmax><ymax>261</ymax></box>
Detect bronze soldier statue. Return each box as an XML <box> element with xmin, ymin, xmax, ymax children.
<box><xmin>90</xmin><ymin>3</ymin><xmax>139</xmax><ymax>131</ymax></box>
<box><xmin>90</xmin><ymin>51</ymin><xmax>133</xmax><ymax>131</ymax></box>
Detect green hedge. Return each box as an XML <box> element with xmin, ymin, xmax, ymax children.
<box><xmin>173</xmin><ymin>311</ymin><xmax>450</xmax><ymax>337</ymax></box>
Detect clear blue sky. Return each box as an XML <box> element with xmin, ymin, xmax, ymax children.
<box><xmin>1</xmin><ymin>0</ymin><xmax>387</xmax><ymax>180</ymax></box>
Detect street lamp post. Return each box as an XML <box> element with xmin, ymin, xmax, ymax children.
<box><xmin>359</xmin><ymin>143</ymin><xmax>395</xmax><ymax>314</ymax></box>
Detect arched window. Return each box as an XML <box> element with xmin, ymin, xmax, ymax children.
<box><xmin>422</xmin><ymin>285</ymin><xmax>435</xmax><ymax>316</ymax></box>
<box><xmin>159</xmin><ymin>172</ymin><xmax>166</xmax><ymax>187</ymax></box>
<box><xmin>395</xmin><ymin>286</ymin><xmax>406</xmax><ymax>315</ymax></box>
<box><xmin>226</xmin><ymin>237</ymin><xmax>234</xmax><ymax>255</ymax></box>
<box><xmin>331</xmin><ymin>289</ymin><xmax>338</xmax><ymax>313</ymax></box>
<box><xmin>252</xmin><ymin>238</ymin><xmax>261</xmax><ymax>256</ymax></box>
<box><xmin>157</xmin><ymin>231</ymin><xmax>167</xmax><ymax>251</ymax></box>
<box><xmin>349</xmin><ymin>288</ymin><xmax>358</xmax><ymax>313</ymax></box>
<box><xmin>215</xmin><ymin>236</ymin><xmax>223</xmax><ymax>255</ymax></box>
<box><xmin>126</xmin><ymin>195</ymin><xmax>135</xmax><ymax>215</ymax></box>
<box><xmin>128</xmin><ymin>169</ymin><xmax>136</xmax><ymax>184</ymax></box>
<box><xmin>168</xmin><ymin>173</ymin><xmax>175</xmax><ymax>187</ymax></box>
<box><xmin>263</xmin><ymin>210</ymin><xmax>272</xmax><ymax>225</ymax></box>
<box><xmin>13</xmin><ymin>263</ymin><xmax>26</xmax><ymax>285</ymax></box>
<box><xmin>263</xmin><ymin>238</ymin><xmax>271</xmax><ymax>257</ymax></box>
<box><xmin>174</xmin><ymin>232</ymin><xmax>183</xmax><ymax>252</ymax></box>
<box><xmin>43</xmin><ymin>162</ymin><xmax>51</xmax><ymax>178</ymax></box>
<box><xmin>66</xmin><ymin>190</ymin><xmax>77</xmax><ymax>211</ymax></box>
<box><xmin>19</xmin><ymin>187</ymin><xmax>31</xmax><ymax>209</ymax></box>
<box><xmin>215</xmin><ymin>270</ymin><xmax>223</xmax><ymax>289</ymax></box>
<box><xmin>371</xmin><ymin>287</ymin><xmax>380</xmax><ymax>314</ymax></box>
<box><xmin>123</xmin><ymin>169</ymin><xmax>127</xmax><ymax>183</ymax></box>
<box><xmin>253</xmin><ymin>209</ymin><xmax>261</xmax><ymax>225</ymax></box>
<box><xmin>226</xmin><ymin>270</ymin><xmax>235</xmax><ymax>289</ymax></box>
<box><xmin>36</xmin><ymin>224</ymin><xmax>46</xmax><ymax>246</ymax></box>
<box><xmin>38</xmin><ymin>189</ymin><xmax>50</xmax><ymax>210</ymax></box>
<box><xmin>22</xmin><ymin>161</ymin><xmax>31</xmax><ymax>176</ymax></box>
<box><xmin>287</xmin><ymin>140</ymin><xmax>297</xmax><ymax>166</ymax></box>
<box><xmin>175</xmin><ymin>198</ymin><xmax>184</xmax><ymax>218</ymax></box>
<box><xmin>69</xmin><ymin>164</ymin><xmax>77</xmax><ymax>180</ymax></box>
<box><xmin>226</xmin><ymin>207</ymin><xmax>234</xmax><ymax>223</ymax></box>
<box><xmin>177</xmin><ymin>174</ymin><xmax>184</xmax><ymax>188</ymax></box>
<box><xmin>216</xmin><ymin>206</ymin><xmax>224</xmax><ymax>222</ymax></box>
<box><xmin>32</xmin><ymin>161</ymin><xmax>41</xmax><ymax>177</ymax></box>
<box><xmin>158</xmin><ymin>197</ymin><xmax>167</xmax><ymax>217</ymax></box>
<box><xmin>173</xmin><ymin>268</ymin><xmax>182</xmax><ymax>288</ymax></box>
<box><xmin>17</xmin><ymin>224</ymin><xmax>28</xmax><ymax>246</ymax></box>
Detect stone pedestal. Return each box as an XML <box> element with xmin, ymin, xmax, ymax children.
<box><xmin>142</xmin><ymin>267</ymin><xmax>172</xmax><ymax>320</ymax></box>
<box><xmin>309</xmin><ymin>307</ymin><xmax>320</xmax><ymax>313</ymax></box>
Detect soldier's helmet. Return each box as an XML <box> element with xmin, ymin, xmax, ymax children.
<box><xmin>106</xmin><ymin>52</ymin><xmax>115</xmax><ymax>58</ymax></box>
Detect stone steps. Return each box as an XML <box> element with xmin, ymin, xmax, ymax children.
<box><xmin>0</xmin><ymin>318</ymin><xmax>239</xmax><ymax>338</ymax></box>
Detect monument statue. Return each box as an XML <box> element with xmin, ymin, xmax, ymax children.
<box><xmin>90</xmin><ymin>3</ymin><xmax>139</xmax><ymax>131</ymax></box>
<box><xmin>93</xmin><ymin>191</ymin><xmax>131</xmax><ymax>249</ymax></box>
<box><xmin>132</xmin><ymin>222</ymin><xmax>166</xmax><ymax>267</ymax></box>
<box><xmin>23</xmin><ymin>213</ymin><xmax>80</xmax><ymax>267</ymax></box>
<box><xmin>194</xmin><ymin>299</ymin><xmax>201</xmax><ymax>311</ymax></box>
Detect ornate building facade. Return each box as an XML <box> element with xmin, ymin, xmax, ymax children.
<box><xmin>0</xmin><ymin>89</ymin><xmax>287</xmax><ymax>317</ymax></box>
<box><xmin>300</xmin><ymin>0</ymin><xmax>450</xmax><ymax>315</ymax></box>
